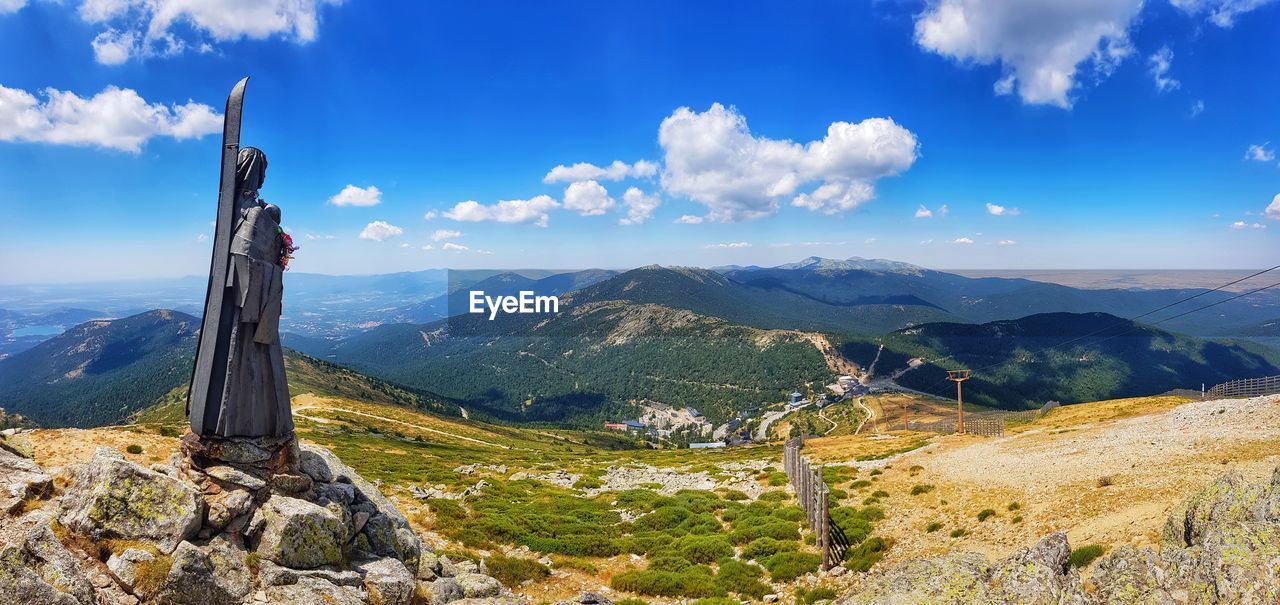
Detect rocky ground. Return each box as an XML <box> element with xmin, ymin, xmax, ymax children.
<box><xmin>0</xmin><ymin>433</ymin><xmax>530</xmax><ymax>605</ymax></box>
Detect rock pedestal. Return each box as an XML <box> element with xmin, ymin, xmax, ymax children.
<box><xmin>180</xmin><ymin>430</ymin><xmax>300</xmax><ymax>478</ymax></box>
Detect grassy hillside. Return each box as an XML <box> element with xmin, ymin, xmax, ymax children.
<box><xmin>326</xmin><ymin>301</ymin><xmax>832</xmax><ymax>425</ymax></box>
<box><xmin>0</xmin><ymin>310</ymin><xmax>198</xmax><ymax>427</ymax></box>
<box><xmin>852</xmin><ymin>312</ymin><xmax>1280</xmax><ymax>409</ymax></box>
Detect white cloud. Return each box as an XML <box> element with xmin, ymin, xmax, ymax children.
<box><xmin>423</xmin><ymin>210</ymin><xmax>439</xmax><ymax>220</ymax></box>
<box><xmin>78</xmin><ymin>0</ymin><xmax>341</xmax><ymax>64</ymax></box>
<box><xmin>1231</xmin><ymin>220</ymin><xmax>1266</xmax><ymax>230</ymax></box>
<box><xmin>0</xmin><ymin>0</ymin><xmax>25</xmax><ymax>14</ymax></box>
<box><xmin>986</xmin><ymin>202</ymin><xmax>1021</xmax><ymax>216</ymax></box>
<box><xmin>1266</xmin><ymin>194</ymin><xmax>1280</xmax><ymax>220</ymax></box>
<box><xmin>914</xmin><ymin>204</ymin><xmax>949</xmax><ymax>218</ymax></box>
<box><xmin>1190</xmin><ymin>100</ymin><xmax>1206</xmax><ymax>117</ymax></box>
<box><xmin>1245</xmin><ymin>143</ymin><xmax>1275</xmax><ymax>162</ymax></box>
<box><xmin>196</xmin><ymin>233</ymin><xmax>208</xmax><ymax>242</ymax></box>
<box><xmin>430</xmin><ymin>229</ymin><xmax>463</xmax><ymax>242</ymax></box>
<box><xmin>443</xmin><ymin>195</ymin><xmax>559</xmax><ymax>228</ymax></box>
<box><xmin>999</xmin><ymin>239</ymin><xmax>1017</xmax><ymax>245</ymax></box>
<box><xmin>303</xmin><ymin>233</ymin><xmax>336</xmax><ymax>240</ymax></box>
<box><xmin>914</xmin><ymin>0</ymin><xmax>1143</xmax><ymax>108</ymax></box>
<box><xmin>358</xmin><ymin>220</ymin><xmax>403</xmax><ymax>241</ymax></box>
<box><xmin>952</xmin><ymin>237</ymin><xmax>975</xmax><ymax>244</ymax></box>
<box><xmin>1148</xmin><ymin>46</ymin><xmax>1180</xmax><ymax>93</ymax></box>
<box><xmin>658</xmin><ymin>103</ymin><xmax>918</xmax><ymax>221</ymax></box>
<box><xmin>91</xmin><ymin>30</ymin><xmax>138</xmax><ymax>65</ymax></box>
<box><xmin>921</xmin><ymin>239</ymin><xmax>934</xmax><ymax>244</ymax></box>
<box><xmin>543</xmin><ymin>159</ymin><xmax>658</xmax><ymax>183</ymax></box>
<box><xmin>705</xmin><ymin>242</ymin><xmax>752</xmax><ymax>249</ymax></box>
<box><xmin>1169</xmin><ymin>0</ymin><xmax>1278</xmax><ymax>27</ymax></box>
<box><xmin>619</xmin><ymin>187</ymin><xmax>661</xmax><ymax>225</ymax></box>
<box><xmin>674</xmin><ymin>215</ymin><xmax>704</xmax><ymax>224</ymax></box>
<box><xmin>562</xmin><ymin>180</ymin><xmax>616</xmax><ymax>216</ymax></box>
<box><xmin>329</xmin><ymin>185</ymin><xmax>381</xmax><ymax>207</ymax></box>
<box><xmin>441</xmin><ymin>242</ymin><xmax>469</xmax><ymax>251</ymax></box>
<box><xmin>864</xmin><ymin>237</ymin><xmax>877</xmax><ymax>244</ymax></box>
<box><xmin>0</xmin><ymin>83</ymin><xmax>220</xmax><ymax>152</ymax></box>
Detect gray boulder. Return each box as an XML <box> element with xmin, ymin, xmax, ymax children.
<box><xmin>252</xmin><ymin>494</ymin><xmax>346</xmax><ymax>569</ymax></box>
<box><xmin>989</xmin><ymin>532</ymin><xmax>1086</xmax><ymax>604</ymax></box>
<box><xmin>154</xmin><ymin>538</ymin><xmax>252</xmax><ymax>604</ymax></box>
<box><xmin>456</xmin><ymin>572</ymin><xmax>503</xmax><ymax>599</ymax></box>
<box><xmin>0</xmin><ymin>446</ymin><xmax>51</xmax><ymax>515</ymax></box>
<box><xmin>0</xmin><ymin>511</ymin><xmax>94</xmax><ymax>605</ymax></box>
<box><xmin>57</xmin><ymin>449</ymin><xmax>202</xmax><ymax>553</ymax></box>
<box><xmin>837</xmin><ymin>552</ymin><xmax>993</xmax><ymax>604</ymax></box>
<box><xmin>257</xmin><ymin>559</ymin><xmax>364</xmax><ymax>587</ymax></box>
<box><xmin>106</xmin><ymin>547</ymin><xmax>156</xmax><ymax>594</ymax></box>
<box><xmin>263</xmin><ymin>576</ymin><xmax>367</xmax><ymax>605</ymax></box>
<box><xmin>1089</xmin><ymin>545</ymin><xmax>1187</xmax><ymax>604</ymax></box>
<box><xmin>298</xmin><ymin>443</ymin><xmax>422</xmax><ymax>567</ymax></box>
<box><xmin>356</xmin><ymin>557</ymin><xmax>417</xmax><ymax>605</ymax></box>
<box><xmin>431</xmin><ymin>576</ymin><xmax>465</xmax><ymax>604</ymax></box>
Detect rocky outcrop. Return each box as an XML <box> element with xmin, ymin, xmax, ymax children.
<box><xmin>837</xmin><ymin>467</ymin><xmax>1280</xmax><ymax>605</ymax></box>
<box><xmin>0</xmin><ymin>445</ymin><xmax>50</xmax><ymax>516</ymax></box>
<box><xmin>58</xmin><ymin>448</ymin><xmax>202</xmax><ymax>554</ymax></box>
<box><xmin>0</xmin><ymin>439</ymin><xmax>518</xmax><ymax>605</ymax></box>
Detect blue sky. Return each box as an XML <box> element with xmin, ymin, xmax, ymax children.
<box><xmin>0</xmin><ymin>0</ymin><xmax>1277</xmax><ymax>283</ymax></box>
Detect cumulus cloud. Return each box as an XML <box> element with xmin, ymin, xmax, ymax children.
<box><xmin>674</xmin><ymin>215</ymin><xmax>704</xmax><ymax>224</ymax></box>
<box><xmin>0</xmin><ymin>0</ymin><xmax>25</xmax><ymax>14</ymax></box>
<box><xmin>562</xmin><ymin>180</ymin><xmax>616</xmax><ymax>216</ymax></box>
<box><xmin>986</xmin><ymin>202</ymin><xmax>1020</xmax><ymax>216</ymax></box>
<box><xmin>915</xmin><ymin>204</ymin><xmax>948</xmax><ymax>218</ymax></box>
<box><xmin>0</xmin><ymin>83</ymin><xmax>219</xmax><ymax>152</ymax></box>
<box><xmin>705</xmin><ymin>242</ymin><xmax>752</xmax><ymax>249</ymax></box>
<box><xmin>952</xmin><ymin>237</ymin><xmax>975</xmax><ymax>244</ymax></box>
<box><xmin>1245</xmin><ymin>143</ymin><xmax>1275</xmax><ymax>162</ymax></box>
<box><xmin>658</xmin><ymin>103</ymin><xmax>918</xmax><ymax>220</ymax></box>
<box><xmin>431</xmin><ymin>229</ymin><xmax>463</xmax><ymax>242</ymax></box>
<box><xmin>914</xmin><ymin>0</ymin><xmax>1143</xmax><ymax>108</ymax></box>
<box><xmin>543</xmin><ymin>159</ymin><xmax>658</xmax><ymax>183</ymax></box>
<box><xmin>1148</xmin><ymin>46</ymin><xmax>1180</xmax><ymax>93</ymax></box>
<box><xmin>442</xmin><ymin>242</ymin><xmax>469</xmax><ymax>251</ymax></box>
<box><xmin>78</xmin><ymin>0</ymin><xmax>341</xmax><ymax>64</ymax></box>
<box><xmin>329</xmin><ymin>184</ymin><xmax>382</xmax><ymax>207</ymax></box>
<box><xmin>358</xmin><ymin>221</ymin><xmax>403</xmax><ymax>241</ymax></box>
<box><xmin>423</xmin><ymin>210</ymin><xmax>439</xmax><ymax>220</ymax></box>
<box><xmin>1266</xmin><ymin>194</ymin><xmax>1280</xmax><ymax>220</ymax></box>
<box><xmin>619</xmin><ymin>187</ymin><xmax>661</xmax><ymax>225</ymax></box>
<box><xmin>443</xmin><ymin>195</ymin><xmax>559</xmax><ymax>227</ymax></box>
<box><xmin>304</xmin><ymin>233</ymin><xmax>336</xmax><ymax>241</ymax></box>
<box><xmin>1231</xmin><ymin>221</ymin><xmax>1267</xmax><ymax>229</ymax></box>
<box><xmin>1169</xmin><ymin>0</ymin><xmax>1278</xmax><ymax>27</ymax></box>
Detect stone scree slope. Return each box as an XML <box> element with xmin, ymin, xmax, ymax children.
<box><xmin>836</xmin><ymin>466</ymin><xmax>1280</xmax><ymax>604</ymax></box>
<box><xmin>0</xmin><ymin>437</ymin><xmax>521</xmax><ymax>605</ymax></box>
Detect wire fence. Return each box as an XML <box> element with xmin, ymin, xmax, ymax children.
<box><xmin>783</xmin><ymin>437</ymin><xmax>844</xmax><ymax>569</ymax></box>
<box><xmin>1207</xmin><ymin>375</ymin><xmax>1280</xmax><ymax>399</ymax></box>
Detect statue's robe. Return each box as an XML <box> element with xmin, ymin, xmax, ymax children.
<box><xmin>190</xmin><ymin>198</ymin><xmax>294</xmax><ymax>437</ymax></box>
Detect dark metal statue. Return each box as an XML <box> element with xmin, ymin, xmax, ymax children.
<box><xmin>188</xmin><ymin>78</ymin><xmax>294</xmax><ymax>438</ymax></box>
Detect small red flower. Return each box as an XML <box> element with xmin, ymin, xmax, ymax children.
<box><xmin>278</xmin><ymin>230</ymin><xmax>299</xmax><ymax>270</ymax></box>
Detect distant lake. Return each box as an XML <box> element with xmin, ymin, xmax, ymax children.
<box><xmin>11</xmin><ymin>325</ymin><xmax>63</xmax><ymax>337</ymax></box>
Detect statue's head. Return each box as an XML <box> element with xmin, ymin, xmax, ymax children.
<box><xmin>236</xmin><ymin>147</ymin><xmax>268</xmax><ymax>193</ymax></box>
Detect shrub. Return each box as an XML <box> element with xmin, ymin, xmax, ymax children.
<box><xmin>909</xmin><ymin>484</ymin><xmax>934</xmax><ymax>496</ymax></box>
<box><xmin>828</xmin><ymin>506</ymin><xmax>882</xmax><ymax>546</ymax></box>
<box><xmin>849</xmin><ymin>480</ymin><xmax>872</xmax><ymax>489</ymax></box>
<box><xmin>976</xmin><ymin>509</ymin><xmax>996</xmax><ymax>522</ymax></box>
<box><xmin>634</xmin><ymin>506</ymin><xmax>692</xmax><ymax>532</ymax></box>
<box><xmin>772</xmin><ymin>506</ymin><xmax>805</xmax><ymax>522</ymax></box>
<box><xmin>869</xmin><ymin>469</ymin><xmax>882</xmax><ymax>476</ymax></box>
<box><xmin>871</xmin><ymin>490</ymin><xmax>889</xmax><ymax>498</ymax></box>
<box><xmin>862</xmin><ymin>496</ymin><xmax>880</xmax><ymax>506</ymax></box>
<box><xmin>611</xmin><ymin>568</ymin><xmax>720</xmax><ymax>598</ymax></box>
<box><xmin>729</xmin><ymin>520</ymin><xmax>800</xmax><ymax>544</ymax></box>
<box><xmin>615</xmin><ymin>599</ymin><xmax>647</xmax><ymax>605</ymax></box>
<box><xmin>714</xmin><ymin>559</ymin><xmax>770</xmax><ymax>599</ymax></box>
<box><xmin>427</xmin><ymin>498</ymin><xmax>468</xmax><ymax>524</ymax></box>
<box><xmin>616</xmin><ymin>489</ymin><xmax>669</xmax><ymax>512</ymax></box>
<box><xmin>1097</xmin><ymin>475</ymin><xmax>1115</xmax><ymax>488</ymax></box>
<box><xmin>925</xmin><ymin>522</ymin><xmax>943</xmax><ymax>533</ymax></box>
<box><xmin>133</xmin><ymin>554</ymin><xmax>172</xmax><ymax>596</ymax></box>
<box><xmin>575</xmin><ymin>476</ymin><xmax>603</xmax><ymax>489</ymax></box>
<box><xmin>908</xmin><ymin>465</ymin><xmax>924</xmax><ymax>474</ymax></box>
<box><xmin>720</xmin><ymin>489</ymin><xmax>748</xmax><ymax>501</ymax></box>
<box><xmin>1006</xmin><ymin>502</ymin><xmax>1021</xmax><ymax>511</ymax></box>
<box><xmin>845</xmin><ymin>536</ymin><xmax>892</xmax><ymax>572</ymax></box>
<box><xmin>767</xmin><ymin>472</ymin><xmax>788</xmax><ymax>486</ymax></box>
<box><xmin>1011</xmin><ymin>515</ymin><xmax>1023</xmax><ymax>524</ymax></box>
<box><xmin>758</xmin><ymin>491</ymin><xmax>789</xmax><ymax>502</ymax></box>
<box><xmin>766</xmin><ymin>552</ymin><xmax>822</xmax><ymax>582</ymax></box>
<box><xmin>125</xmin><ymin>444</ymin><xmax>143</xmax><ymax>455</ymax></box>
<box><xmin>1070</xmin><ymin>544</ymin><xmax>1105</xmax><ymax>568</ymax></box>
<box><xmin>691</xmin><ymin>599</ymin><xmax>740</xmax><ymax>605</ymax></box>
<box><xmin>950</xmin><ymin>528</ymin><xmax>968</xmax><ymax>538</ymax></box>
<box><xmin>679</xmin><ymin>535</ymin><xmax>733</xmax><ymax>564</ymax></box>
<box><xmin>796</xmin><ymin>586</ymin><xmax>838</xmax><ymax>605</ymax></box>
<box><xmin>742</xmin><ymin>537</ymin><xmax>798</xmax><ymax>561</ymax></box>
<box><xmin>828</xmin><ymin>488</ymin><xmax>848</xmax><ymax>501</ymax></box>
<box><xmin>485</xmin><ymin>555</ymin><xmax>550</xmax><ymax>587</ymax></box>
<box><xmin>648</xmin><ymin>555</ymin><xmax>694</xmax><ymax>572</ymax></box>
